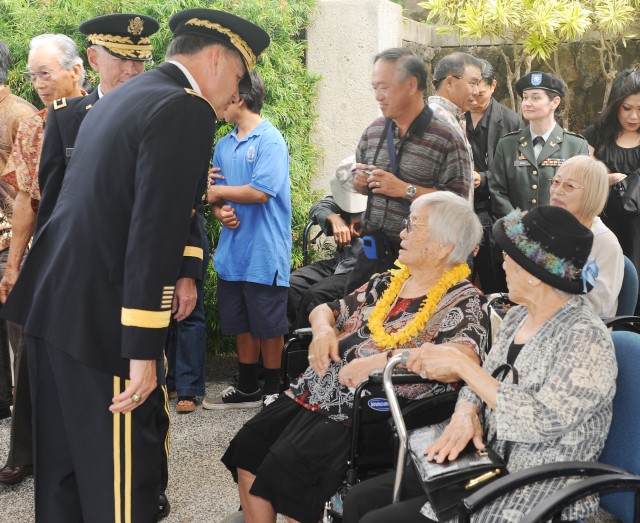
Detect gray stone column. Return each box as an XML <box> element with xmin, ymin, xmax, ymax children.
<box><xmin>307</xmin><ymin>0</ymin><xmax>403</xmax><ymax>192</ymax></box>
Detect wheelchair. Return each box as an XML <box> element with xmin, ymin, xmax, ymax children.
<box><xmin>281</xmin><ymin>293</ymin><xmax>512</xmax><ymax>522</ymax></box>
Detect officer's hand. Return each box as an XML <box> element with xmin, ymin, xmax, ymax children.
<box><xmin>172</xmin><ymin>277</ymin><xmax>197</xmax><ymax>322</ymax></box>
<box><xmin>110</xmin><ymin>359</ymin><xmax>157</xmax><ymax>413</ymax></box>
<box><xmin>0</xmin><ymin>268</ymin><xmax>19</xmax><ymax>304</ymax></box>
<box><xmin>473</xmin><ymin>171</ymin><xmax>482</xmax><ymax>188</ymax></box>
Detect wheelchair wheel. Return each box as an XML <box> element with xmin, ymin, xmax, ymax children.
<box><xmin>219</xmin><ymin>510</ymin><xmax>245</xmax><ymax>523</ymax></box>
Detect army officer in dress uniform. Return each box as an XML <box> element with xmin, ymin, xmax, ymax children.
<box><xmin>1</xmin><ymin>9</ymin><xmax>270</xmax><ymax>523</ymax></box>
<box><xmin>34</xmin><ymin>14</ymin><xmax>175</xmax><ymax>520</ymax></box>
<box><xmin>489</xmin><ymin>71</ymin><xmax>589</xmax><ymax>218</ymax></box>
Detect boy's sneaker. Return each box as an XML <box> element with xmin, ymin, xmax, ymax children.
<box><xmin>262</xmin><ymin>393</ymin><xmax>280</xmax><ymax>408</ymax></box>
<box><xmin>202</xmin><ymin>386</ymin><xmax>262</xmax><ymax>410</ymax></box>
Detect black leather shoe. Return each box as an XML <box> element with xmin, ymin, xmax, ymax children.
<box><xmin>0</xmin><ymin>407</ymin><xmax>10</xmax><ymax>420</ymax></box>
<box><xmin>157</xmin><ymin>492</ymin><xmax>170</xmax><ymax>521</ymax></box>
<box><xmin>0</xmin><ymin>464</ymin><xmax>33</xmax><ymax>486</ymax></box>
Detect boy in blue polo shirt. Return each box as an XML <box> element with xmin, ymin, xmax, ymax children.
<box><xmin>203</xmin><ymin>71</ymin><xmax>291</xmax><ymax>409</ymax></box>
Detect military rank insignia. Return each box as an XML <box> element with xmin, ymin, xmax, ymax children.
<box><xmin>541</xmin><ymin>158</ymin><xmax>566</xmax><ymax>167</ymax></box>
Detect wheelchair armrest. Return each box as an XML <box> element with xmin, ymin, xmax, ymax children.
<box><xmin>291</xmin><ymin>327</ymin><xmax>313</xmax><ymax>340</ymax></box>
<box><xmin>368</xmin><ymin>368</ymin><xmax>426</xmax><ymax>385</ymax></box>
<box><xmin>520</xmin><ymin>473</ymin><xmax>640</xmax><ymax>523</ymax></box>
<box><xmin>458</xmin><ymin>461</ymin><xmax>628</xmax><ymax>521</ymax></box>
<box><xmin>603</xmin><ymin>315</ymin><xmax>640</xmax><ymax>332</ymax></box>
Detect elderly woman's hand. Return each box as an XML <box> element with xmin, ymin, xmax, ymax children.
<box><xmin>308</xmin><ymin>325</ymin><xmax>340</xmax><ymax>377</ymax></box>
<box><xmin>338</xmin><ymin>352</ymin><xmax>386</xmax><ymax>388</ymax></box>
<box><xmin>424</xmin><ymin>404</ymin><xmax>484</xmax><ymax>463</ymax></box>
<box><xmin>406</xmin><ymin>342</ymin><xmax>477</xmax><ymax>383</ymax></box>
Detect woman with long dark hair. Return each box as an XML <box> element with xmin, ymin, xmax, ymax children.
<box><xmin>584</xmin><ymin>69</ymin><xmax>640</xmax><ymax>311</ymax></box>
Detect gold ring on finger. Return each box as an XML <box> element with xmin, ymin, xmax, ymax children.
<box><xmin>131</xmin><ymin>393</ymin><xmax>141</xmax><ymax>403</ymax></box>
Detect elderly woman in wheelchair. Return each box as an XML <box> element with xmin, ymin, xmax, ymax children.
<box><xmin>343</xmin><ymin>205</ymin><xmax>617</xmax><ymax>523</ymax></box>
<box><xmin>221</xmin><ymin>192</ymin><xmax>489</xmax><ymax>523</ymax></box>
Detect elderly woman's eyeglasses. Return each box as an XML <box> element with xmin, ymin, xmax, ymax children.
<box><xmin>402</xmin><ymin>219</ymin><xmax>428</xmax><ymax>233</ymax></box>
<box><xmin>550</xmin><ymin>178</ymin><xmax>584</xmax><ymax>192</ymax></box>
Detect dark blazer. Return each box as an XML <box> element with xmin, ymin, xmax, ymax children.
<box><xmin>489</xmin><ymin>122</ymin><xmax>589</xmax><ymax>218</ymax></box>
<box><xmin>36</xmin><ymin>89</ymin><xmax>99</xmax><ymax>229</ymax></box>
<box><xmin>469</xmin><ymin>98</ymin><xmax>523</xmax><ymax>202</ymax></box>
<box><xmin>2</xmin><ymin>62</ymin><xmax>216</xmax><ymax>377</ymax></box>
<box><xmin>36</xmin><ymin>81</ymin><xmax>205</xmax><ymax>280</ymax></box>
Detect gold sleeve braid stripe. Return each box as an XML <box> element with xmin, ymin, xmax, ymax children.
<box><xmin>184</xmin><ymin>18</ymin><xmax>256</xmax><ymax>70</ymax></box>
<box><xmin>183</xmin><ymin>246</ymin><xmax>204</xmax><ymax>259</ymax></box>
<box><xmin>121</xmin><ymin>308</ymin><xmax>171</xmax><ymax>328</ymax></box>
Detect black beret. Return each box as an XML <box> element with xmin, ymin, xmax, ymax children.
<box><xmin>515</xmin><ymin>71</ymin><xmax>566</xmax><ymax>98</ymax></box>
<box><xmin>169</xmin><ymin>9</ymin><xmax>270</xmax><ymax>94</ymax></box>
<box><xmin>79</xmin><ymin>14</ymin><xmax>159</xmax><ymax>62</ymax></box>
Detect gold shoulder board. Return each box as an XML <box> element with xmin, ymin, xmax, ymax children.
<box><xmin>53</xmin><ymin>98</ymin><xmax>68</xmax><ymax>110</ymax></box>
<box><xmin>184</xmin><ymin>88</ymin><xmax>216</xmax><ymax>117</ymax></box>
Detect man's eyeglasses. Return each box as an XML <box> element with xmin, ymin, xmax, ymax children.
<box><xmin>402</xmin><ymin>219</ymin><xmax>428</xmax><ymax>233</ymax></box>
<box><xmin>22</xmin><ymin>70</ymin><xmax>55</xmax><ymax>83</ymax></box>
<box><xmin>550</xmin><ymin>178</ymin><xmax>585</xmax><ymax>193</ymax></box>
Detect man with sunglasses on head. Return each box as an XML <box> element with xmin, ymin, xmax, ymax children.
<box><xmin>428</xmin><ymin>51</ymin><xmax>483</xmax><ymax>170</ymax></box>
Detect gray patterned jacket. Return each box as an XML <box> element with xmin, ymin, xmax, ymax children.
<box><xmin>422</xmin><ymin>295</ymin><xmax>617</xmax><ymax>522</ymax></box>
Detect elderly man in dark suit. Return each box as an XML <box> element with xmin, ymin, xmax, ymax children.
<box><xmin>2</xmin><ymin>9</ymin><xmax>269</xmax><ymax>522</ymax></box>
<box><xmin>465</xmin><ymin>59</ymin><xmax>522</xmax><ymax>292</ymax></box>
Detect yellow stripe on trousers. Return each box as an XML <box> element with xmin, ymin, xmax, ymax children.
<box><xmin>113</xmin><ymin>377</ymin><xmax>121</xmax><ymax>523</ymax></box>
<box><xmin>113</xmin><ymin>377</ymin><xmax>133</xmax><ymax>523</ymax></box>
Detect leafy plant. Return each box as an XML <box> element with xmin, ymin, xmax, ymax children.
<box><xmin>1</xmin><ymin>0</ymin><xmax>320</xmax><ymax>354</ymax></box>
<box><xmin>418</xmin><ymin>0</ymin><xmax>638</xmax><ymax>123</ymax></box>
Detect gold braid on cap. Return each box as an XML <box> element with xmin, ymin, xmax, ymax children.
<box><xmin>185</xmin><ymin>18</ymin><xmax>256</xmax><ymax>70</ymax></box>
<box><xmin>87</xmin><ymin>34</ymin><xmax>152</xmax><ymax>60</ymax></box>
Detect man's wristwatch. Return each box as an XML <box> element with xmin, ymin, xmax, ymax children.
<box><xmin>405</xmin><ymin>184</ymin><xmax>417</xmax><ymax>200</ymax></box>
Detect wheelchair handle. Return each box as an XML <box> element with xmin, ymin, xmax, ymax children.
<box><xmin>383</xmin><ymin>353</ymin><xmax>410</xmax><ymax>504</ymax></box>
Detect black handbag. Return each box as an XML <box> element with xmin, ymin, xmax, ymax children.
<box><xmin>408</xmin><ymin>419</ymin><xmax>507</xmax><ymax>521</ymax></box>
<box><xmin>407</xmin><ymin>362</ymin><xmax>517</xmax><ymax>521</ymax></box>
<box><xmin>609</xmin><ymin>169</ymin><xmax>640</xmax><ymax>216</ymax></box>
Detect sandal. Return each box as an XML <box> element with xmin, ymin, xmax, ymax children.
<box><xmin>168</xmin><ymin>390</ymin><xmax>178</xmax><ymax>400</ymax></box>
<box><xmin>176</xmin><ymin>396</ymin><xmax>197</xmax><ymax>413</ymax></box>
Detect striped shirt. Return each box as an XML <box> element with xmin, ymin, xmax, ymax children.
<box><xmin>356</xmin><ymin>108</ymin><xmax>471</xmax><ymax>243</ymax></box>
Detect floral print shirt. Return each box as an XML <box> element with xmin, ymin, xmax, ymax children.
<box><xmin>1</xmin><ymin>107</ymin><xmax>48</xmax><ymax>213</ymax></box>
<box><xmin>287</xmin><ymin>272</ymin><xmax>488</xmax><ymax>424</ymax></box>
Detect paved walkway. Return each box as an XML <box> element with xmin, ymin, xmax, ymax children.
<box><xmin>0</xmin><ymin>355</ymin><xmax>620</xmax><ymax>523</ymax></box>
<box><xmin>0</xmin><ymin>355</ymin><xmax>263</xmax><ymax>523</ymax></box>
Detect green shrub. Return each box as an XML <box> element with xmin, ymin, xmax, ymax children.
<box><xmin>1</xmin><ymin>0</ymin><xmax>320</xmax><ymax>354</ymax></box>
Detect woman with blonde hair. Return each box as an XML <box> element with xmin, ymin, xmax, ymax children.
<box><xmin>549</xmin><ymin>155</ymin><xmax>624</xmax><ymax>317</ymax></box>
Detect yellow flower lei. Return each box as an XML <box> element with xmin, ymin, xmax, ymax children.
<box><xmin>367</xmin><ymin>262</ymin><xmax>471</xmax><ymax>349</ymax></box>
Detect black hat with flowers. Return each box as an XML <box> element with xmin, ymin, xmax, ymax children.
<box><xmin>493</xmin><ymin>206</ymin><xmax>594</xmax><ymax>294</ymax></box>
